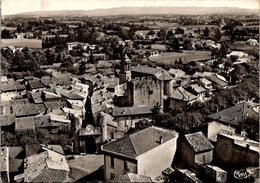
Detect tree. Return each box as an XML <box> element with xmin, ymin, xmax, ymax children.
<box><xmin>213</xmin><ymin>28</ymin><xmax>222</xmax><ymax>42</ymax></box>
<box><xmin>204</xmin><ymin>27</ymin><xmax>210</xmax><ymax>37</ymax></box>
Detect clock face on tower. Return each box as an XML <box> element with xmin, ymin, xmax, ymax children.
<box><xmin>86</xmin><ymin>124</ymin><xmax>94</xmax><ymax>132</ymax></box>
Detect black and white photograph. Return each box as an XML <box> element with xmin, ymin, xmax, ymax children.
<box><xmin>0</xmin><ymin>0</ymin><xmax>259</xmax><ymax>182</ymax></box>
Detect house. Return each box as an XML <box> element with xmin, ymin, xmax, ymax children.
<box><xmin>185</xmin><ymin>84</ymin><xmax>206</xmax><ymax>102</ymax></box>
<box><xmin>226</xmin><ymin>51</ymin><xmax>248</xmax><ymax>59</ymax></box>
<box><xmin>207</xmin><ymin>101</ymin><xmax>259</xmax><ymax>130</ymax></box>
<box><xmin>176</xmin><ymin>132</ymin><xmax>214</xmax><ymax>169</ymax></box>
<box><xmin>15</xmin><ymin>117</ymin><xmax>36</xmax><ymax>131</ymax></box>
<box><xmin>246</xmin><ymin>38</ymin><xmax>258</xmax><ymax>45</ymax></box>
<box><xmin>215</xmin><ymin>133</ymin><xmax>259</xmax><ymax>169</ymax></box>
<box><xmin>27</xmin><ymin>80</ymin><xmax>45</xmax><ymax>91</ymax></box>
<box><xmin>206</xmin><ymin>75</ymin><xmax>228</xmax><ymax>89</ymax></box>
<box><xmin>21</xmin><ymin>148</ymin><xmax>70</xmax><ymax>182</ymax></box>
<box><xmin>167</xmin><ymin>86</ymin><xmax>197</xmax><ymax>110</ymax></box>
<box><xmin>111</xmin><ymin>106</ymin><xmax>155</xmax><ymax>132</ymax></box>
<box><xmin>199</xmin><ymin>78</ymin><xmax>212</xmax><ymax>90</ymax></box>
<box><xmin>1</xmin><ymin>114</ymin><xmax>16</xmax><ymax>132</ymax></box>
<box><xmin>13</xmin><ymin>104</ymin><xmax>39</xmax><ymax>118</ymax></box>
<box><xmin>0</xmin><ymin>146</ymin><xmax>24</xmax><ymax>182</ymax></box>
<box><xmin>101</xmin><ymin>126</ymin><xmax>179</xmax><ymax>181</ymax></box>
<box><xmin>168</xmin><ymin>68</ymin><xmax>186</xmax><ymax>79</ymax></box>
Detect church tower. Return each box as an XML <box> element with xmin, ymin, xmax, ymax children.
<box><xmin>119</xmin><ymin>54</ymin><xmax>131</xmax><ymax>84</ymax></box>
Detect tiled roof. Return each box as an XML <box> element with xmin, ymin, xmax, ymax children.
<box><xmin>207</xmin><ymin>101</ymin><xmax>259</xmax><ymax>127</ymax></box>
<box><xmin>40</xmin><ymin>77</ymin><xmax>56</xmax><ymax>86</ymax></box>
<box><xmin>28</xmin><ymin>80</ymin><xmax>45</xmax><ymax>89</ymax></box>
<box><xmin>188</xmin><ymin>84</ymin><xmax>206</xmax><ymax>94</ymax></box>
<box><xmin>102</xmin><ymin>126</ymin><xmax>178</xmax><ymax>158</ymax></box>
<box><xmin>112</xmin><ymin>173</ymin><xmax>152</xmax><ymax>182</ymax></box>
<box><xmin>112</xmin><ymin>106</ymin><xmax>154</xmax><ymax>117</ymax></box>
<box><xmin>34</xmin><ymin>115</ymin><xmax>52</xmax><ymax>128</ymax></box>
<box><xmin>185</xmin><ymin>132</ymin><xmax>214</xmax><ymax>153</ymax></box>
<box><xmin>1</xmin><ymin>114</ymin><xmax>15</xmax><ymax>127</ymax></box>
<box><xmin>1</xmin><ymin>147</ymin><xmax>8</xmax><ymax>172</ymax></box>
<box><xmin>15</xmin><ymin>117</ymin><xmax>36</xmax><ymax>131</ymax></box>
<box><xmin>34</xmin><ymin>103</ymin><xmax>47</xmax><ymax>114</ymax></box>
<box><xmin>13</xmin><ymin>104</ymin><xmax>39</xmax><ymax>117</ymax></box>
<box><xmin>132</xmin><ymin>65</ymin><xmax>161</xmax><ymax>76</ymax></box>
<box><xmin>61</xmin><ymin>91</ymin><xmax>85</xmax><ymax>100</ymax></box>
<box><xmin>206</xmin><ymin>75</ymin><xmax>228</xmax><ymax>87</ymax></box>
<box><xmin>44</xmin><ymin>101</ymin><xmax>62</xmax><ymax>112</ymax></box>
<box><xmin>169</xmin><ymin>86</ymin><xmax>197</xmax><ymax>102</ymax></box>
<box><xmin>1</xmin><ymin>83</ymin><xmax>17</xmax><ymax>92</ymax></box>
<box><xmin>157</xmin><ymin>71</ymin><xmax>173</xmax><ymax>81</ymax></box>
<box><xmin>200</xmin><ymin>78</ymin><xmax>212</xmax><ymax>85</ymax></box>
<box><xmin>169</xmin><ymin>68</ymin><xmax>186</xmax><ymax>78</ymax></box>
<box><xmin>31</xmin><ymin>91</ymin><xmax>43</xmax><ymax>104</ymax></box>
<box><xmin>23</xmin><ymin>150</ymin><xmax>69</xmax><ymax>182</ymax></box>
<box><xmin>9</xmin><ymin>147</ymin><xmax>24</xmax><ymax>172</ymax></box>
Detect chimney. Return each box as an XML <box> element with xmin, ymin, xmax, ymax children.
<box><xmin>160</xmin><ymin>136</ymin><xmax>163</xmax><ymax>144</ymax></box>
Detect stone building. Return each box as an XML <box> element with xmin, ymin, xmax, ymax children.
<box><xmin>176</xmin><ymin>132</ymin><xmax>214</xmax><ymax>169</ymax></box>
<box><xmin>127</xmin><ymin>76</ymin><xmax>164</xmax><ymax>107</ymax></box>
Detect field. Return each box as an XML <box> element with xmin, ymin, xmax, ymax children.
<box><xmin>149</xmin><ymin>50</ymin><xmax>212</xmax><ymax>64</ymax></box>
<box><xmin>1</xmin><ymin>39</ymin><xmax>42</xmax><ymax>49</ymax></box>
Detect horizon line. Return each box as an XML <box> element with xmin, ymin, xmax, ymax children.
<box><xmin>3</xmin><ymin>5</ymin><xmax>259</xmax><ymax>16</ymax></box>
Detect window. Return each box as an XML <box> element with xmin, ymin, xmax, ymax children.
<box><xmin>110</xmin><ymin>156</ymin><xmax>114</xmax><ymax>168</ymax></box>
<box><xmin>111</xmin><ymin>173</ymin><xmax>115</xmax><ymax>180</ymax></box>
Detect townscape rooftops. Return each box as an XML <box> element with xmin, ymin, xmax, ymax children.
<box><xmin>112</xmin><ymin>172</ymin><xmax>152</xmax><ymax>182</ymax></box>
<box><xmin>185</xmin><ymin>131</ymin><xmax>214</xmax><ymax>153</ymax></box>
<box><xmin>169</xmin><ymin>86</ymin><xmax>197</xmax><ymax>102</ymax></box>
<box><xmin>8</xmin><ymin>146</ymin><xmax>24</xmax><ymax>172</ymax></box>
<box><xmin>132</xmin><ymin>65</ymin><xmax>162</xmax><ymax>76</ymax></box>
<box><xmin>28</xmin><ymin>80</ymin><xmax>45</xmax><ymax>89</ymax></box>
<box><xmin>1</xmin><ymin>114</ymin><xmax>16</xmax><ymax>127</ymax></box>
<box><xmin>1</xmin><ymin>83</ymin><xmax>25</xmax><ymax>92</ymax></box>
<box><xmin>168</xmin><ymin>68</ymin><xmax>186</xmax><ymax>78</ymax></box>
<box><xmin>218</xmin><ymin>133</ymin><xmax>260</xmax><ymax>153</ymax></box>
<box><xmin>1</xmin><ymin>147</ymin><xmax>8</xmax><ymax>172</ymax></box>
<box><xmin>200</xmin><ymin>78</ymin><xmax>212</xmax><ymax>85</ymax></box>
<box><xmin>206</xmin><ymin>75</ymin><xmax>228</xmax><ymax>87</ymax></box>
<box><xmin>102</xmin><ymin>126</ymin><xmax>178</xmax><ymax>158</ymax></box>
<box><xmin>112</xmin><ymin>106</ymin><xmax>154</xmax><ymax>117</ymax></box>
<box><xmin>13</xmin><ymin>104</ymin><xmax>39</xmax><ymax>117</ymax></box>
<box><xmin>15</xmin><ymin>117</ymin><xmax>36</xmax><ymax>131</ymax></box>
<box><xmin>207</xmin><ymin>101</ymin><xmax>259</xmax><ymax>126</ymax></box>
<box><xmin>23</xmin><ymin>149</ymin><xmax>69</xmax><ymax>182</ymax></box>
<box><xmin>189</xmin><ymin>84</ymin><xmax>206</xmax><ymax>94</ymax></box>
<box><xmin>61</xmin><ymin>91</ymin><xmax>85</xmax><ymax>100</ymax></box>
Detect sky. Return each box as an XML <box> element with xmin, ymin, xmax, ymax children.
<box><xmin>1</xmin><ymin>0</ymin><xmax>259</xmax><ymax>15</ymax></box>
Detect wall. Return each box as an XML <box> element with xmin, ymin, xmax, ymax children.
<box><xmin>195</xmin><ymin>150</ymin><xmax>213</xmax><ymax>165</ymax></box>
<box><xmin>137</xmin><ymin>135</ymin><xmax>178</xmax><ymax>179</ymax></box>
<box><xmin>104</xmin><ymin>154</ymin><xmax>137</xmax><ymax>180</ymax></box>
<box><xmin>215</xmin><ymin>134</ymin><xmax>259</xmax><ymax>168</ymax></box>
<box><xmin>205</xmin><ymin>166</ymin><xmax>227</xmax><ymax>183</ymax></box>
<box><xmin>131</xmin><ymin>77</ymin><xmax>163</xmax><ymax>107</ymax></box>
<box><xmin>176</xmin><ymin>137</ymin><xmax>195</xmax><ymax>168</ymax></box>
<box><xmin>114</xmin><ymin>114</ymin><xmax>153</xmax><ymax>132</ymax></box>
<box><xmin>207</xmin><ymin>121</ymin><xmax>236</xmax><ymax>138</ymax></box>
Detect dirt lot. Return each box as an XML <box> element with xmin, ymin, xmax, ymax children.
<box><xmin>149</xmin><ymin>50</ymin><xmax>212</xmax><ymax>64</ymax></box>
<box><xmin>66</xmin><ymin>154</ymin><xmax>104</xmax><ymax>182</ymax></box>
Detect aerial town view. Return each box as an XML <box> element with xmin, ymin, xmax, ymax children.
<box><xmin>0</xmin><ymin>0</ymin><xmax>259</xmax><ymax>182</ymax></box>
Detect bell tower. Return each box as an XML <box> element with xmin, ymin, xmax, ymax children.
<box><xmin>119</xmin><ymin>54</ymin><xmax>131</xmax><ymax>84</ymax></box>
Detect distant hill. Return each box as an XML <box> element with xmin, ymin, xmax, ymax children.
<box><xmin>5</xmin><ymin>6</ymin><xmax>259</xmax><ymax>17</ymax></box>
